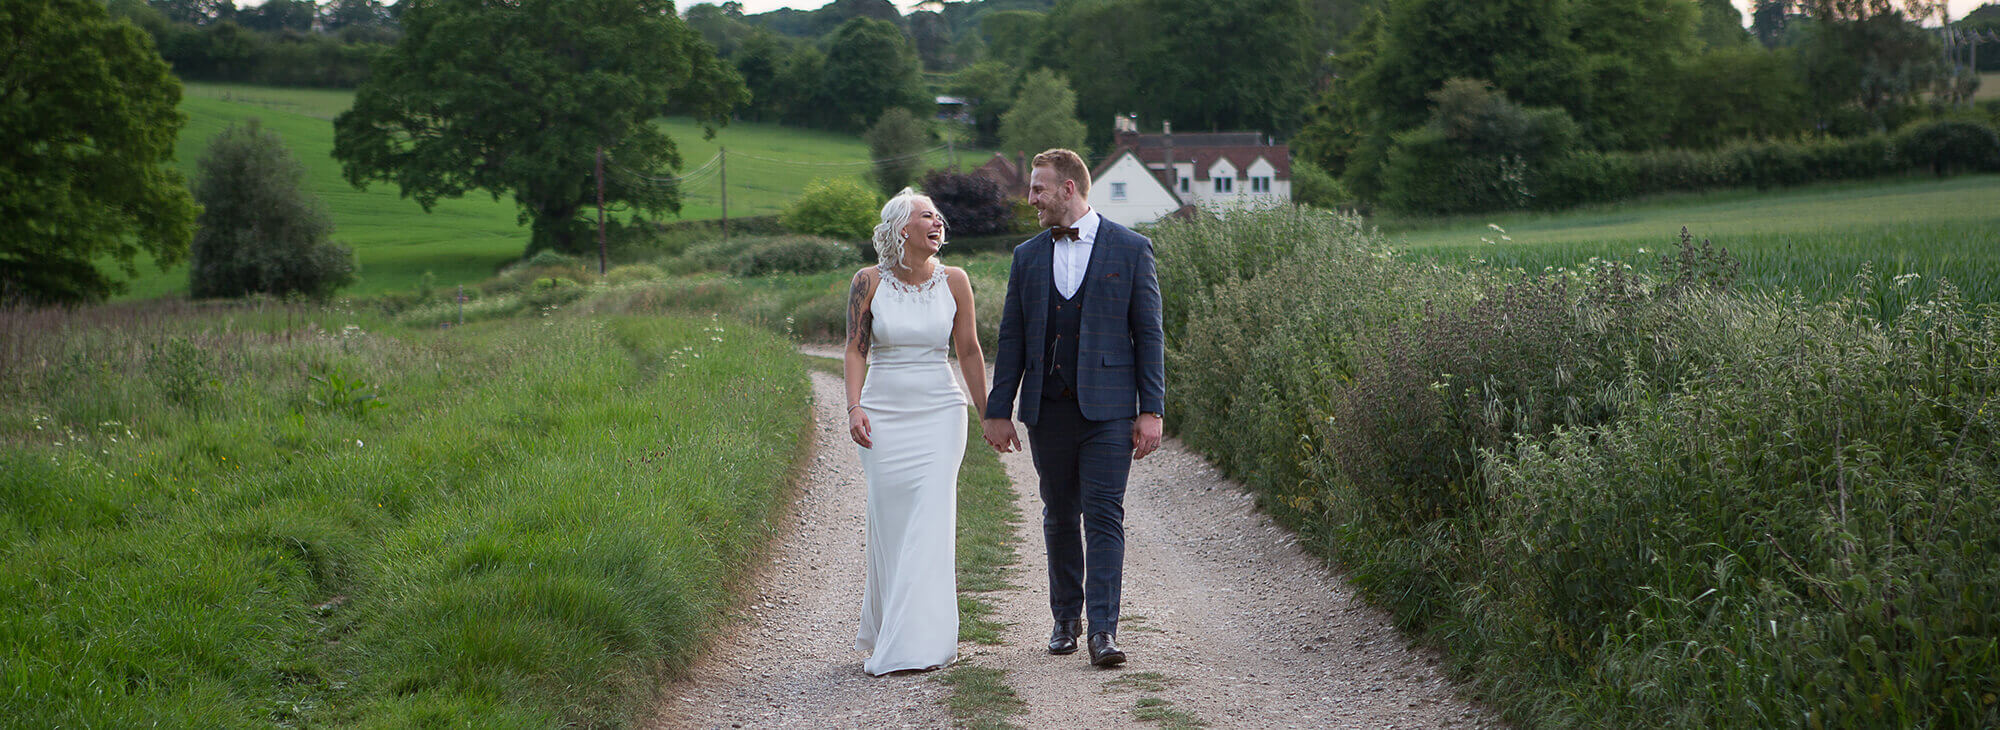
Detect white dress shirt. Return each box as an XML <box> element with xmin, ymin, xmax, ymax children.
<box><xmin>1052</xmin><ymin>209</ymin><xmax>1101</xmax><ymax>300</ymax></box>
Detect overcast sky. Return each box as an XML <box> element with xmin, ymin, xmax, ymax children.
<box><xmin>682</xmin><ymin>0</ymin><xmax>1991</xmax><ymax>24</ymax></box>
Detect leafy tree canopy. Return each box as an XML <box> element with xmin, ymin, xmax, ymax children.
<box><xmin>1</xmin><ymin>0</ymin><xmax>197</xmax><ymax>304</ymax></box>
<box><xmin>821</xmin><ymin>17</ymin><xmax>925</xmax><ymax>132</ymax></box>
<box><xmin>332</xmin><ymin>0</ymin><xmax>747</xmax><ymax>257</ymax></box>
<box><xmin>864</xmin><ymin>108</ymin><xmax>934</xmax><ymax>197</ymax></box>
<box><xmin>999</xmin><ymin>68</ymin><xmax>1087</xmax><ymax>157</ymax></box>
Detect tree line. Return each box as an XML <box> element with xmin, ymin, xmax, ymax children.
<box><xmin>108</xmin><ymin>0</ymin><xmax>398</xmax><ymax>88</ymax></box>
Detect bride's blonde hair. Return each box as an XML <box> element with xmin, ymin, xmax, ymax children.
<box><xmin>871</xmin><ymin>188</ymin><xmax>945</xmax><ymax>271</ymax></box>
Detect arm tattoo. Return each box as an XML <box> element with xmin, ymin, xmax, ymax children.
<box><xmin>847</xmin><ymin>275</ymin><xmax>873</xmax><ymax>356</ymax></box>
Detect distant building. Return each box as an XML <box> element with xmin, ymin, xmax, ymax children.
<box><xmin>971</xmin><ymin>116</ymin><xmax>1290</xmax><ymax>226</ymax></box>
<box><xmin>935</xmin><ymin>96</ymin><xmax>973</xmax><ymax>125</ymax></box>
<box><xmin>1092</xmin><ymin>115</ymin><xmax>1291</xmax><ymax>225</ymax></box>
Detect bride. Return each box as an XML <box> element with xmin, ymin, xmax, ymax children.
<box><xmin>844</xmin><ymin>188</ymin><xmax>988</xmax><ymax>675</ymax></box>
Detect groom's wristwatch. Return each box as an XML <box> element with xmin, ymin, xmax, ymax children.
<box><xmin>1141</xmin><ymin>411</ymin><xmax>1163</xmax><ymax>419</ymax></box>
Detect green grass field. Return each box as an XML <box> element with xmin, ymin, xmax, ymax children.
<box><xmin>1381</xmin><ymin>174</ymin><xmax>2000</xmax><ymax>304</ymax></box>
<box><xmin>119</xmin><ymin>82</ymin><xmax>985</xmax><ymax>300</ymax></box>
<box><xmin>0</xmin><ymin>303</ymin><xmax>811</xmax><ymax>726</ymax></box>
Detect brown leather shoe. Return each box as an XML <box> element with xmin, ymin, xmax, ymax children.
<box><xmin>1088</xmin><ymin>632</ymin><xmax>1126</xmax><ymax>666</ymax></box>
<box><xmin>1048</xmin><ymin>619</ymin><xmax>1083</xmax><ymax>655</ymax></box>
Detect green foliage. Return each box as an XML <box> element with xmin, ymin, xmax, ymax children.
<box><xmin>864</xmin><ymin>108</ymin><xmax>934</xmax><ymax>197</ymax></box>
<box><xmin>1160</xmin><ymin>207</ymin><xmax>2000</xmax><ymax>729</ymax></box>
<box><xmin>332</xmin><ymin>0</ymin><xmax>747</xmax><ymax>257</ymax></box>
<box><xmin>305</xmin><ymin>363</ymin><xmax>383</xmax><ymax>418</ymax></box>
<box><xmin>951</xmin><ymin>60</ymin><xmax>1021</xmax><ymax>149</ymax></box>
<box><xmin>1896</xmin><ymin>119</ymin><xmax>2000</xmax><ymax>176</ymax></box>
<box><xmin>780</xmin><ymin>178</ymin><xmax>881</xmax><ymax>258</ymax></box>
<box><xmin>728</xmin><ymin>236</ymin><xmax>857</xmax><ymax>277</ymax></box>
<box><xmin>0</xmin><ymin>304</ymin><xmax>811</xmax><ymax>727</ymax></box>
<box><xmin>0</xmin><ymin>0</ymin><xmax>197</xmax><ymax>304</ymax></box>
<box><xmin>821</xmin><ymin>17</ymin><xmax>925</xmax><ymax>132</ymax></box>
<box><xmin>1379</xmin><ymin>80</ymin><xmax>1581</xmax><ymax>214</ymax></box>
<box><xmin>144</xmin><ymin>335</ymin><xmax>218</xmax><ymax>408</ymax></box>
<box><xmin>1289</xmin><ymin>158</ymin><xmax>1349</xmax><ymax>209</ymax></box>
<box><xmin>1796</xmin><ymin>11</ymin><xmax>1946</xmax><ymax>129</ymax></box>
<box><xmin>1669</xmin><ymin>45</ymin><xmax>1810</xmax><ymax>148</ymax></box>
<box><xmin>998</xmin><ymin>69</ymin><xmax>1087</xmax><ymax>157</ymax></box>
<box><xmin>189</xmin><ymin>120</ymin><xmax>357</xmax><ymax>300</ymax></box>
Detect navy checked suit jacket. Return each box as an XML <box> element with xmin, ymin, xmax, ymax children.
<box><xmin>984</xmin><ymin>218</ymin><xmax>1166</xmax><ymax>426</ymax></box>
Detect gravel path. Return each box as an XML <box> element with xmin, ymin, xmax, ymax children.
<box><xmin>646</xmin><ymin>369</ymin><xmax>953</xmax><ymax>730</ymax></box>
<box><xmin>652</xmin><ymin>349</ymin><xmax>1502</xmax><ymax>729</ymax></box>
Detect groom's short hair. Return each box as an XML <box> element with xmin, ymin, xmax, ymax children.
<box><xmin>1032</xmin><ymin>149</ymin><xmax>1091</xmax><ymax>199</ymax></box>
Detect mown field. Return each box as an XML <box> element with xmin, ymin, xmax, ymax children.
<box><xmin>0</xmin><ymin>303</ymin><xmax>811</xmax><ymax>726</ymax></box>
<box><xmin>118</xmin><ymin>82</ymin><xmax>981</xmax><ymax>300</ymax></box>
<box><xmin>1382</xmin><ymin>174</ymin><xmax>2000</xmax><ymax>309</ymax></box>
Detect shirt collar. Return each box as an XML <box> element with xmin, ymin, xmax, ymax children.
<box><xmin>1063</xmin><ymin>209</ymin><xmax>1101</xmax><ymax>245</ymax></box>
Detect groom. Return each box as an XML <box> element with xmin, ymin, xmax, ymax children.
<box><xmin>984</xmin><ymin>148</ymin><xmax>1166</xmax><ymax>667</ymax></box>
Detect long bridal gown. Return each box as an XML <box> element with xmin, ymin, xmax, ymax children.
<box><xmin>854</xmin><ymin>265</ymin><xmax>963</xmax><ymax>675</ymax></box>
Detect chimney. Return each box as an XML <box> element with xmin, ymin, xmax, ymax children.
<box><xmin>1162</xmin><ymin>121</ymin><xmax>1175</xmax><ymax>193</ymax></box>
<box><xmin>1114</xmin><ymin>114</ymin><xmax>1139</xmax><ymax>152</ymax></box>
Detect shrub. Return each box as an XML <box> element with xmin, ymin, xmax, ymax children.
<box><xmin>1896</xmin><ymin>119</ymin><xmax>2000</xmax><ymax>176</ymax></box>
<box><xmin>1289</xmin><ymin>158</ymin><xmax>1349</xmax><ymax>209</ymax></box>
<box><xmin>1379</xmin><ymin>79</ymin><xmax>1581</xmax><ymax>214</ymax></box>
<box><xmin>188</xmin><ymin>119</ymin><xmax>356</xmax><ymax>300</ymax></box>
<box><xmin>1163</xmin><ymin>207</ymin><xmax>2000</xmax><ymax>728</ymax></box>
<box><xmin>780</xmin><ymin>178</ymin><xmax>880</xmax><ymax>259</ymax></box>
<box><xmin>727</xmin><ymin>236</ymin><xmax>856</xmax><ymax>277</ymax></box>
<box><xmin>920</xmin><ymin>169</ymin><xmax>1013</xmax><ymax>237</ymax></box>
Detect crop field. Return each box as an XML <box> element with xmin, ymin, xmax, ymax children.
<box><xmin>1382</xmin><ymin>174</ymin><xmax>2000</xmax><ymax>306</ymax></box>
<box><xmin>115</xmin><ymin>83</ymin><xmax>983</xmax><ymax>300</ymax></box>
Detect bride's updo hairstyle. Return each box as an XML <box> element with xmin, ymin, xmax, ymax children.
<box><xmin>871</xmin><ymin>187</ymin><xmax>944</xmax><ymax>272</ymax></box>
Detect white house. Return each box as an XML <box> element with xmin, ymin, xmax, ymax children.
<box><xmin>1088</xmin><ymin>115</ymin><xmax>1293</xmax><ymax>225</ymax></box>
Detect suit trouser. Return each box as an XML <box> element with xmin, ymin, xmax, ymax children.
<box><xmin>1027</xmin><ymin>395</ymin><xmax>1133</xmax><ymax>636</ymax></box>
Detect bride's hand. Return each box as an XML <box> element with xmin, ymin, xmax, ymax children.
<box><xmin>849</xmin><ymin>408</ymin><xmax>873</xmax><ymax>448</ymax></box>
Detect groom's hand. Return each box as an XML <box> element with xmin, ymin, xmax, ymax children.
<box><xmin>982</xmin><ymin>418</ymin><xmax>1020</xmax><ymax>453</ymax></box>
<box><xmin>1132</xmin><ymin>413</ymin><xmax>1162</xmax><ymax>460</ymax></box>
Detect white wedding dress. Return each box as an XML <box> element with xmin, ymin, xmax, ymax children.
<box><xmin>854</xmin><ymin>265</ymin><xmax>963</xmax><ymax>675</ymax></box>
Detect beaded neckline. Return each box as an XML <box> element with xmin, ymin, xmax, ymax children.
<box><xmin>878</xmin><ymin>264</ymin><xmax>947</xmax><ymax>296</ymax></box>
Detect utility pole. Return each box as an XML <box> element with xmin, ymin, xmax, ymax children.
<box><xmin>595</xmin><ymin>145</ymin><xmax>608</xmax><ymax>275</ymax></box>
<box><xmin>720</xmin><ymin>146</ymin><xmax>729</xmax><ymax>246</ymax></box>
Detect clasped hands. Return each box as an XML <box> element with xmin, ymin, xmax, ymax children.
<box><xmin>981</xmin><ymin>414</ymin><xmax>1161</xmax><ymax>460</ymax></box>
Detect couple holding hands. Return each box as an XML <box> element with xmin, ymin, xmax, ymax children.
<box><xmin>842</xmin><ymin>148</ymin><xmax>1166</xmax><ymax>676</ymax></box>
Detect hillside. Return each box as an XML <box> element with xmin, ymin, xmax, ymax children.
<box><xmin>117</xmin><ymin>82</ymin><xmax>978</xmax><ymax>300</ymax></box>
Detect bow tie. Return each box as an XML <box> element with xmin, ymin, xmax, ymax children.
<box><xmin>1050</xmin><ymin>226</ymin><xmax>1081</xmax><ymax>242</ymax></box>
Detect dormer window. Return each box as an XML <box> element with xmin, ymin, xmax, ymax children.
<box><xmin>1251</xmin><ymin>176</ymin><xmax>1271</xmax><ymax>193</ymax></box>
<box><xmin>1215</xmin><ymin>177</ymin><xmax>1233</xmax><ymax>194</ymax></box>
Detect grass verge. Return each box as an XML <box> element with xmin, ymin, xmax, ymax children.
<box><xmin>0</xmin><ymin>303</ymin><xmax>811</xmax><ymax>726</ymax></box>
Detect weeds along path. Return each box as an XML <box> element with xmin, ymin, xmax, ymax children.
<box><xmin>966</xmin><ymin>438</ymin><xmax>1505</xmax><ymax>728</ymax></box>
<box><xmin>648</xmin><ymin>367</ymin><xmax>953</xmax><ymax>728</ymax></box>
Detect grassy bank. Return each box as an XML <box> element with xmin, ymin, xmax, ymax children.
<box><xmin>0</xmin><ymin>303</ymin><xmax>810</xmax><ymax>726</ymax></box>
<box><xmin>1158</xmin><ymin>206</ymin><xmax>2000</xmax><ymax>728</ymax></box>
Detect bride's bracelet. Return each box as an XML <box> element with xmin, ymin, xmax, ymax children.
<box><xmin>847</xmin><ymin>404</ymin><xmax>864</xmax><ymax>414</ymax></box>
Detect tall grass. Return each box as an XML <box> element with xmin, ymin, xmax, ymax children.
<box><xmin>1155</xmin><ymin>206</ymin><xmax>2000</xmax><ymax>728</ymax></box>
<box><xmin>0</xmin><ymin>302</ymin><xmax>810</xmax><ymax>725</ymax></box>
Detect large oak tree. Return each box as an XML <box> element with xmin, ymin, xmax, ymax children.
<box><xmin>332</xmin><ymin>0</ymin><xmax>747</xmax><ymax>256</ymax></box>
<box><xmin>1</xmin><ymin>0</ymin><xmax>198</xmax><ymax>304</ymax></box>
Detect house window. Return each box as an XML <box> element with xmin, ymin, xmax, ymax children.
<box><xmin>1251</xmin><ymin>176</ymin><xmax>1271</xmax><ymax>193</ymax></box>
<box><xmin>1179</xmin><ymin>176</ymin><xmax>1189</xmax><ymax>193</ymax></box>
<box><xmin>1110</xmin><ymin>182</ymin><xmax>1127</xmax><ymax>201</ymax></box>
<box><xmin>1215</xmin><ymin>177</ymin><xmax>1233</xmax><ymax>194</ymax></box>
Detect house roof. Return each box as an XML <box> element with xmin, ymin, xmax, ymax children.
<box><xmin>1090</xmin><ymin>148</ymin><xmax>1185</xmax><ymax>207</ymax></box>
<box><xmin>1111</xmin><ymin>131</ymin><xmax>1291</xmax><ymax>181</ymax></box>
